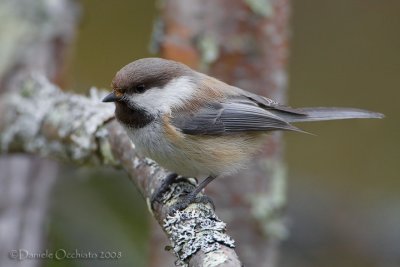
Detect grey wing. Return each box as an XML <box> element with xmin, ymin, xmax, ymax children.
<box><xmin>237</xmin><ymin>89</ymin><xmax>383</xmax><ymax>120</ymax></box>
<box><xmin>171</xmin><ymin>98</ymin><xmax>303</xmax><ymax>135</ymax></box>
<box><xmin>237</xmin><ymin>89</ymin><xmax>308</xmax><ymax>115</ymax></box>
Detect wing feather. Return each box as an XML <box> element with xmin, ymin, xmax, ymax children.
<box><xmin>170</xmin><ymin>79</ymin><xmax>382</xmax><ymax>135</ymax></box>
<box><xmin>171</xmin><ymin>98</ymin><xmax>303</xmax><ymax>135</ymax></box>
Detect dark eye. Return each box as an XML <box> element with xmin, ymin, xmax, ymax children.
<box><xmin>135</xmin><ymin>84</ymin><xmax>146</xmax><ymax>93</ymax></box>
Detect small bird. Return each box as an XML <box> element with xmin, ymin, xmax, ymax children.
<box><xmin>103</xmin><ymin>57</ymin><xmax>383</xmax><ymax>210</ymax></box>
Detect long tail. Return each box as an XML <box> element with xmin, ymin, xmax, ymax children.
<box><xmin>276</xmin><ymin>107</ymin><xmax>384</xmax><ymax>123</ymax></box>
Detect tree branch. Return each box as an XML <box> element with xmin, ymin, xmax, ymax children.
<box><xmin>0</xmin><ymin>75</ymin><xmax>241</xmax><ymax>266</ymax></box>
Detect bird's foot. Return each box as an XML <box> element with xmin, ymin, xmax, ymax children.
<box><xmin>168</xmin><ymin>193</ymin><xmax>215</xmax><ymax>215</ymax></box>
<box><xmin>151</xmin><ymin>173</ymin><xmax>178</xmax><ymax>208</ymax></box>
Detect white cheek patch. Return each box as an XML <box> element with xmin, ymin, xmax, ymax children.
<box><xmin>130</xmin><ymin>76</ymin><xmax>195</xmax><ymax>114</ymax></box>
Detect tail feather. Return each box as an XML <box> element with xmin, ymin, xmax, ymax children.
<box><xmin>276</xmin><ymin>107</ymin><xmax>384</xmax><ymax>123</ymax></box>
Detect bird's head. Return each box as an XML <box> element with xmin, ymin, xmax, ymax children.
<box><xmin>103</xmin><ymin>58</ymin><xmax>198</xmax><ymax>127</ymax></box>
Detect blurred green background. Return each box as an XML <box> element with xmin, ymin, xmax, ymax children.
<box><xmin>48</xmin><ymin>1</ymin><xmax>400</xmax><ymax>267</ymax></box>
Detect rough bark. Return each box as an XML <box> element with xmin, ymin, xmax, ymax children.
<box><xmin>0</xmin><ymin>1</ymin><xmax>77</xmax><ymax>267</ymax></box>
<box><xmin>153</xmin><ymin>0</ymin><xmax>291</xmax><ymax>266</ymax></box>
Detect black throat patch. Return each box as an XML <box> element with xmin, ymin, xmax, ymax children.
<box><xmin>115</xmin><ymin>101</ymin><xmax>154</xmax><ymax>128</ymax></box>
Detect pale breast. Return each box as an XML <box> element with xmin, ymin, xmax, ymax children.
<box><xmin>173</xmin><ymin>133</ymin><xmax>265</xmax><ymax>177</ymax></box>
<box><xmin>125</xmin><ymin>116</ymin><xmax>265</xmax><ymax>178</ymax></box>
<box><xmin>162</xmin><ymin>115</ymin><xmax>265</xmax><ymax>177</ymax></box>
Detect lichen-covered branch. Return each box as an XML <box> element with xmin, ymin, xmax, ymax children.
<box><xmin>0</xmin><ymin>75</ymin><xmax>241</xmax><ymax>267</ymax></box>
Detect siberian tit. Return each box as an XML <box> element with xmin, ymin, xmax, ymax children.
<box><xmin>103</xmin><ymin>58</ymin><xmax>383</xmax><ymax>210</ymax></box>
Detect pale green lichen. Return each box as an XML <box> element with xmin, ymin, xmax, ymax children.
<box><xmin>149</xmin><ymin>18</ymin><xmax>164</xmax><ymax>54</ymax></box>
<box><xmin>95</xmin><ymin>126</ymin><xmax>119</xmax><ymax>166</ymax></box>
<box><xmin>248</xmin><ymin>159</ymin><xmax>289</xmax><ymax>239</ymax></box>
<box><xmin>146</xmin><ymin>197</ymin><xmax>154</xmax><ymax>216</ymax></box>
<box><xmin>203</xmin><ymin>250</ymin><xmax>229</xmax><ymax>267</ymax></box>
<box><xmin>0</xmin><ymin>0</ymin><xmax>76</xmax><ymax>79</ymax></box>
<box><xmin>0</xmin><ymin>1</ymin><xmax>34</xmax><ymax>77</ymax></box>
<box><xmin>197</xmin><ymin>35</ymin><xmax>219</xmax><ymax>71</ymax></box>
<box><xmin>245</xmin><ymin>0</ymin><xmax>273</xmax><ymax>18</ymax></box>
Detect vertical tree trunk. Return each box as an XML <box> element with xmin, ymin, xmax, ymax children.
<box><xmin>0</xmin><ymin>1</ymin><xmax>78</xmax><ymax>266</ymax></box>
<box><xmin>150</xmin><ymin>0</ymin><xmax>291</xmax><ymax>266</ymax></box>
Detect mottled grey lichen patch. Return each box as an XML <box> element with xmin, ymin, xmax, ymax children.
<box><xmin>164</xmin><ymin>202</ymin><xmax>235</xmax><ymax>267</ymax></box>
<box><xmin>1</xmin><ymin>76</ymin><xmax>58</xmax><ymax>153</ymax></box>
<box><xmin>1</xmin><ymin>75</ymin><xmax>115</xmax><ymax>165</ymax></box>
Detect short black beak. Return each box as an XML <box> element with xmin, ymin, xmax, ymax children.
<box><xmin>102</xmin><ymin>92</ymin><xmax>119</xmax><ymax>102</ymax></box>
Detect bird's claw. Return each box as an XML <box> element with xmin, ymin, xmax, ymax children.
<box><xmin>168</xmin><ymin>194</ymin><xmax>215</xmax><ymax>215</ymax></box>
<box><xmin>151</xmin><ymin>173</ymin><xmax>178</xmax><ymax>209</ymax></box>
